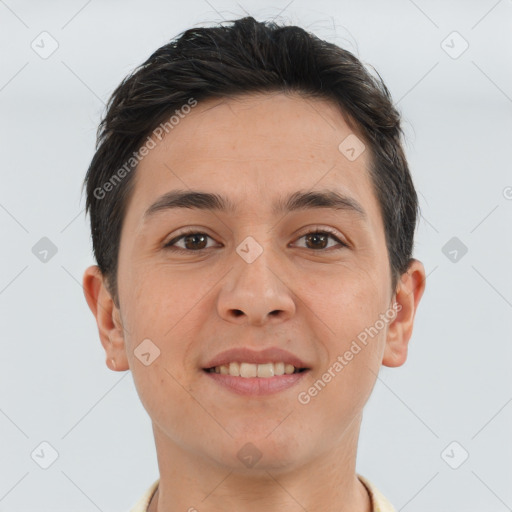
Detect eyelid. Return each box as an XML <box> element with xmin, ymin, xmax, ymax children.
<box><xmin>292</xmin><ymin>226</ymin><xmax>349</xmax><ymax>249</ymax></box>
<box><xmin>293</xmin><ymin>224</ymin><xmax>348</xmax><ymax>242</ymax></box>
<box><xmin>163</xmin><ymin>228</ymin><xmax>218</xmax><ymax>249</ymax></box>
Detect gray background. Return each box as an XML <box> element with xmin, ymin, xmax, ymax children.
<box><xmin>1</xmin><ymin>0</ymin><xmax>511</xmax><ymax>510</ymax></box>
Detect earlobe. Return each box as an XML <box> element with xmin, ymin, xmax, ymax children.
<box><xmin>382</xmin><ymin>259</ymin><xmax>426</xmax><ymax>368</ymax></box>
<box><xmin>82</xmin><ymin>265</ymin><xmax>130</xmax><ymax>371</ymax></box>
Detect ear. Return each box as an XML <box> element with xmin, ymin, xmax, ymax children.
<box><xmin>82</xmin><ymin>265</ymin><xmax>129</xmax><ymax>371</ymax></box>
<box><xmin>382</xmin><ymin>259</ymin><xmax>426</xmax><ymax>368</ymax></box>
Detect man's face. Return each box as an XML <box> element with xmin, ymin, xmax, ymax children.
<box><xmin>93</xmin><ymin>92</ymin><xmax>411</xmax><ymax>469</ymax></box>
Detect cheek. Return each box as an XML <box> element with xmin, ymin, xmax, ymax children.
<box><xmin>306</xmin><ymin>265</ymin><xmax>390</xmax><ymax>396</ymax></box>
<box><xmin>121</xmin><ymin>266</ymin><xmax>214</xmax><ymax>387</ymax></box>
<box><xmin>123</xmin><ymin>264</ymin><xmax>203</xmax><ymax>334</ymax></box>
<box><xmin>122</xmin><ymin>271</ymin><xmax>203</xmax><ymax>427</ymax></box>
<box><xmin>131</xmin><ymin>356</ymin><xmax>207</xmax><ymax>448</ymax></box>
<box><xmin>311</xmin><ymin>264</ymin><xmax>388</xmax><ymax>334</ymax></box>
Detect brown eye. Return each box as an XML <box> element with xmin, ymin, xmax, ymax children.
<box><xmin>304</xmin><ymin>232</ymin><xmax>329</xmax><ymax>249</ymax></box>
<box><xmin>164</xmin><ymin>232</ymin><xmax>215</xmax><ymax>251</ymax></box>
<box><xmin>294</xmin><ymin>230</ymin><xmax>347</xmax><ymax>251</ymax></box>
<box><xmin>182</xmin><ymin>233</ymin><xmax>208</xmax><ymax>250</ymax></box>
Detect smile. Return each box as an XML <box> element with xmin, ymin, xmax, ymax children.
<box><xmin>203</xmin><ymin>363</ymin><xmax>310</xmax><ymax>396</ymax></box>
<box><xmin>204</xmin><ymin>361</ymin><xmax>307</xmax><ymax>378</ymax></box>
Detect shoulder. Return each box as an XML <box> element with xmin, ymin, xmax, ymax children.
<box><xmin>129</xmin><ymin>478</ymin><xmax>159</xmax><ymax>512</ymax></box>
<box><xmin>357</xmin><ymin>474</ymin><xmax>397</xmax><ymax>512</ymax></box>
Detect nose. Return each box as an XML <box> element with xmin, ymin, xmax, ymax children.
<box><xmin>216</xmin><ymin>239</ymin><xmax>296</xmax><ymax>326</ymax></box>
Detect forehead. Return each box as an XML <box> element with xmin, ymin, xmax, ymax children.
<box><xmin>124</xmin><ymin>92</ymin><xmax>381</xmax><ymax>228</ymax></box>
<box><xmin>153</xmin><ymin>92</ymin><xmax>362</xmax><ymax>166</ymax></box>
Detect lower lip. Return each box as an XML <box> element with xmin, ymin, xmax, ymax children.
<box><xmin>203</xmin><ymin>370</ymin><xmax>309</xmax><ymax>396</ymax></box>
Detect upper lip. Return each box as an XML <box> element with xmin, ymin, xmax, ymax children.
<box><xmin>203</xmin><ymin>347</ymin><xmax>310</xmax><ymax>369</ymax></box>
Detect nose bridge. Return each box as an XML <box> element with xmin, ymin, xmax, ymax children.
<box><xmin>236</xmin><ymin>234</ymin><xmax>279</xmax><ymax>293</ymax></box>
<box><xmin>217</xmin><ymin>232</ymin><xmax>295</xmax><ymax>324</ymax></box>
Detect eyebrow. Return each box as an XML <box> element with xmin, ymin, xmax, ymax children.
<box><xmin>143</xmin><ymin>189</ymin><xmax>367</xmax><ymax>221</ymax></box>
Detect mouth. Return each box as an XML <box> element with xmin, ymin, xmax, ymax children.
<box><xmin>202</xmin><ymin>362</ymin><xmax>310</xmax><ymax>396</ymax></box>
<box><xmin>201</xmin><ymin>347</ymin><xmax>311</xmax><ymax>395</ymax></box>
<box><xmin>203</xmin><ymin>362</ymin><xmax>309</xmax><ymax>377</ymax></box>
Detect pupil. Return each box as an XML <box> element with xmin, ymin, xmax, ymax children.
<box><xmin>306</xmin><ymin>233</ymin><xmax>327</xmax><ymax>249</ymax></box>
<box><xmin>185</xmin><ymin>234</ymin><xmax>207</xmax><ymax>250</ymax></box>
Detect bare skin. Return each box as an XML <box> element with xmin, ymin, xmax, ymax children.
<box><xmin>84</xmin><ymin>92</ymin><xmax>425</xmax><ymax>512</ymax></box>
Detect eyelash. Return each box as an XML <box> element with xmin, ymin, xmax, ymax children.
<box><xmin>163</xmin><ymin>227</ymin><xmax>348</xmax><ymax>253</ymax></box>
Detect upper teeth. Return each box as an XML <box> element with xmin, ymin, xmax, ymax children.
<box><xmin>210</xmin><ymin>362</ymin><xmax>299</xmax><ymax>378</ymax></box>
